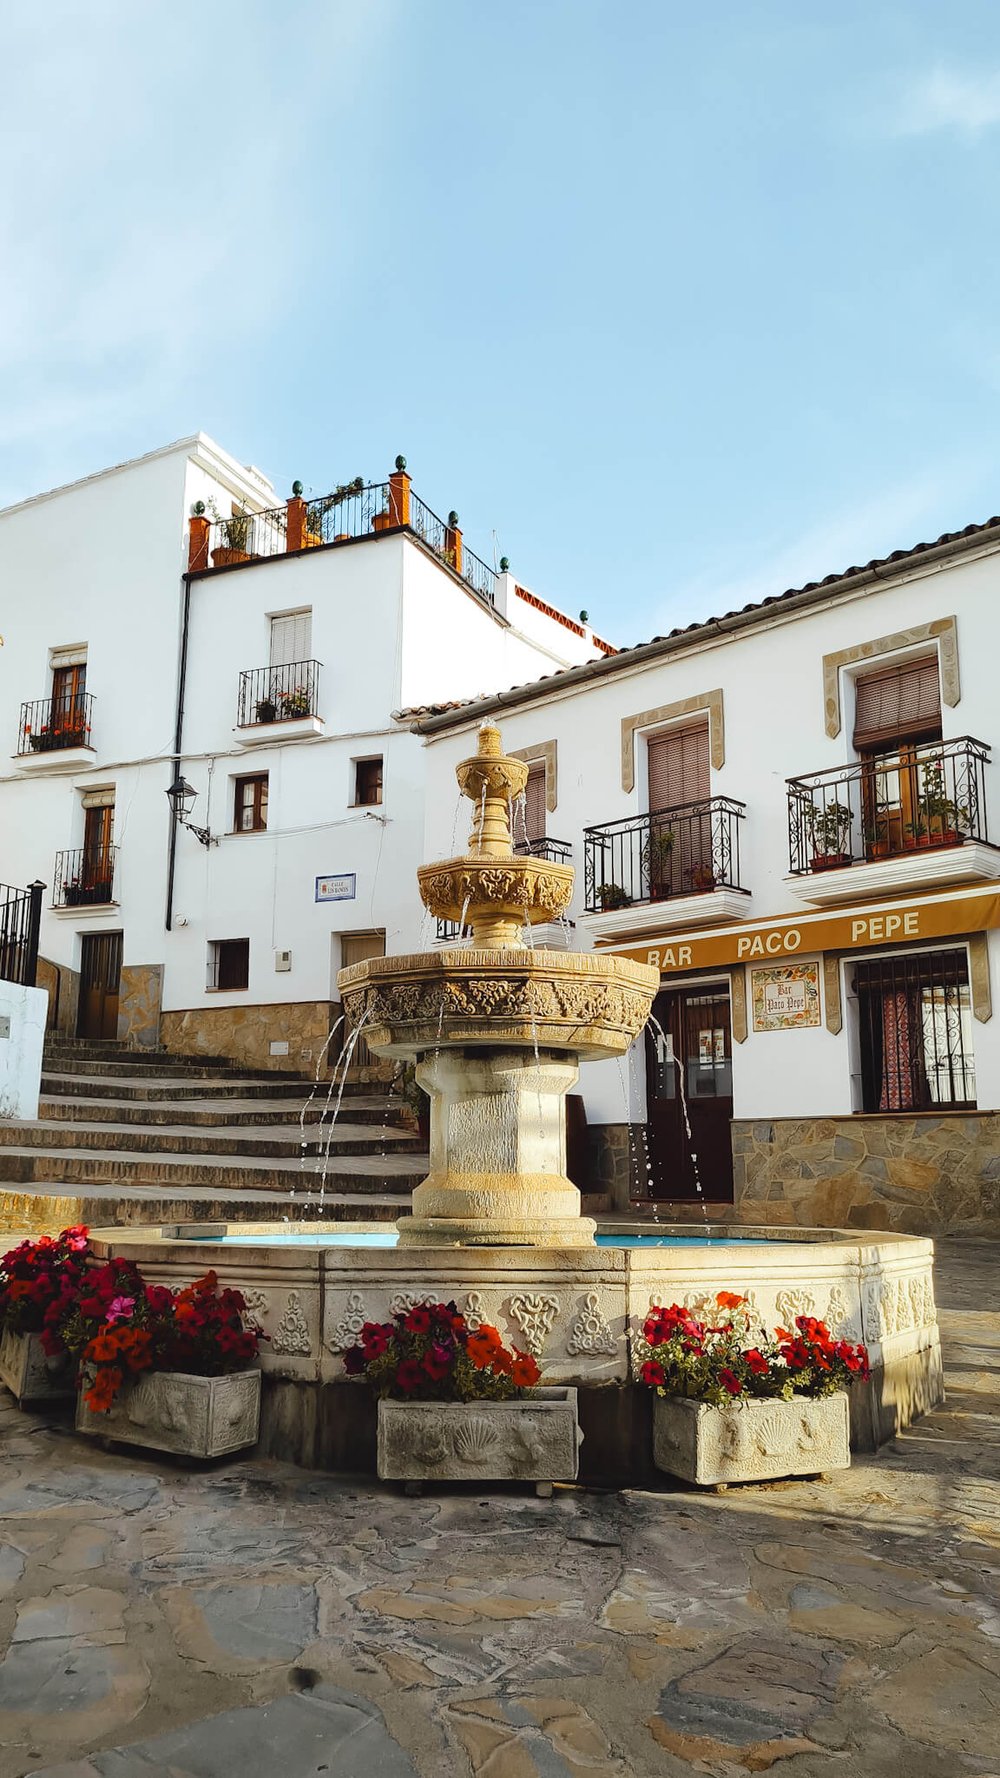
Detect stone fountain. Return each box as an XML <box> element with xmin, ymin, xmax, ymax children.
<box><xmin>337</xmin><ymin>723</ymin><xmax>660</xmax><ymax>1247</ymax></box>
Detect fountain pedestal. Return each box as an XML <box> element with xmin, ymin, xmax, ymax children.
<box><xmin>403</xmin><ymin>1047</ymin><xmax>593</xmax><ymax>1247</ymax></box>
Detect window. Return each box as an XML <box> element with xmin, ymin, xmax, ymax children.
<box><xmin>354</xmin><ymin>757</ymin><xmax>383</xmax><ymax>806</ymax></box>
<box><xmin>524</xmin><ymin>764</ymin><xmax>546</xmax><ymax>843</ymax></box>
<box><xmin>854</xmin><ymin>656</ymin><xmax>944</xmax><ymax>859</ymax></box>
<box><xmin>269</xmin><ymin>610</ymin><xmax>312</xmax><ymax>667</ymax></box>
<box><xmin>854</xmin><ymin>949</ymin><xmax>975</xmax><ymax>1112</ymax></box>
<box><xmin>208</xmin><ymin>939</ymin><xmax>250</xmax><ymax>992</ymax></box>
<box><xmin>853</xmin><ymin>656</ymin><xmax>941</xmax><ymax>752</ymax></box>
<box><xmin>234</xmin><ymin>773</ymin><xmax>268</xmax><ymax>833</ymax></box>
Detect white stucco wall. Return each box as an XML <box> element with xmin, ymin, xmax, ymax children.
<box><xmin>419</xmin><ymin>542</ymin><xmax>1000</xmax><ymax>1127</ymax></box>
<box><xmin>0</xmin><ymin>983</ymin><xmax>47</xmax><ymax>1120</ymax></box>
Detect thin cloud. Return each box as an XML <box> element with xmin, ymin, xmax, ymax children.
<box><xmin>889</xmin><ymin>67</ymin><xmax>1000</xmax><ymax>138</ymax></box>
<box><xmin>657</xmin><ymin>467</ymin><xmax>979</xmax><ymax>633</ymax></box>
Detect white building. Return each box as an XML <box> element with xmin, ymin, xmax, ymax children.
<box><xmin>0</xmin><ymin>437</ymin><xmax>610</xmax><ymax>1074</ymax></box>
<box><xmin>415</xmin><ymin>518</ymin><xmax>1000</xmax><ymax>1238</ymax></box>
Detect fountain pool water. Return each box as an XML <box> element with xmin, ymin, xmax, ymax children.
<box><xmin>90</xmin><ymin>724</ymin><xmax>943</xmax><ymax>1476</ymax></box>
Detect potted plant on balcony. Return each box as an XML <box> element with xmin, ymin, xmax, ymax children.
<box><xmin>864</xmin><ymin>810</ymin><xmax>894</xmax><ymax>860</ymax></box>
<box><xmin>597</xmin><ymin>883</ymin><xmax>632</xmax><ymax>912</ymax></box>
<box><xmin>637</xmin><ymin>1294</ymin><xmax>869</xmax><ymax>1487</ymax></box>
<box><xmin>69</xmin><ymin>1263</ymin><xmax>264</xmax><ymax>1458</ymax></box>
<box><xmin>0</xmin><ymin>1225</ymin><xmax>92</xmax><ymax>1406</ymax></box>
<box><xmin>642</xmin><ymin>828</ymin><xmax>676</xmax><ymax>900</ymax></box>
<box><xmin>208</xmin><ymin>500</ymin><xmax>255</xmax><ymax>568</ymax></box>
<box><xmin>344</xmin><ymin>1301</ymin><xmax>580</xmax><ymax>1496</ymax></box>
<box><xmin>906</xmin><ymin>758</ymin><xmax>969</xmax><ymax>850</ymax></box>
<box><xmin>278</xmin><ymin>685</ymin><xmax>312</xmax><ymax>719</ymax></box>
<box><xmin>687</xmin><ymin>861</ymin><xmax>717</xmax><ymax>892</ymax></box>
<box><xmin>254</xmin><ymin>696</ymin><xmax>278</xmax><ymax>724</ymax></box>
<box><xmin>804</xmin><ymin>800</ymin><xmax>853</xmax><ymax>870</ymax></box>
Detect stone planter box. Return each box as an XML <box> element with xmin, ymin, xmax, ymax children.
<box><xmin>76</xmin><ymin>1368</ymin><xmax>261</xmax><ymax>1459</ymax></box>
<box><xmin>0</xmin><ymin>1327</ymin><xmax>74</xmax><ymax>1406</ymax></box>
<box><xmin>652</xmin><ymin>1391</ymin><xmax>850</xmax><ymax>1487</ymax></box>
<box><xmin>377</xmin><ymin>1387</ymin><xmax>581</xmax><ymax>1494</ymax></box>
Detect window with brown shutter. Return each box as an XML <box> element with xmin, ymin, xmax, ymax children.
<box><xmin>354</xmin><ymin>758</ymin><xmax>383</xmax><ymax>806</ymax></box>
<box><xmin>208</xmin><ymin>939</ymin><xmax>250</xmax><ymax>992</ymax></box>
<box><xmin>524</xmin><ymin>764</ymin><xmax>546</xmax><ymax>843</ymax></box>
<box><xmin>853</xmin><ymin>656</ymin><xmax>941</xmax><ymax>751</ymax></box>
<box><xmin>647</xmin><ymin>723</ymin><xmax>710</xmax><ymax>814</ymax></box>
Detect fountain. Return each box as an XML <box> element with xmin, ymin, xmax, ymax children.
<box><xmin>336</xmin><ymin>722</ymin><xmax>659</xmax><ymax>1248</ymax></box>
<box><xmin>87</xmin><ymin>723</ymin><xmax>944</xmax><ymax>1476</ymax></box>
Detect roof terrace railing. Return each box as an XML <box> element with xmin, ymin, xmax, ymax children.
<box><xmin>198</xmin><ymin>479</ymin><xmax>497</xmax><ymax>608</ymax></box>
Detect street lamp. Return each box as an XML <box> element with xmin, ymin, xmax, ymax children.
<box><xmin>166</xmin><ymin>774</ymin><xmax>217</xmax><ymax>848</ymax></box>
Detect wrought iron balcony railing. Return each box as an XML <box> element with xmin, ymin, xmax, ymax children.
<box><xmin>584</xmin><ymin>798</ymin><xmax>746</xmax><ymax>913</ymax></box>
<box><xmin>787</xmin><ymin>736</ymin><xmax>991</xmax><ymax>875</ymax></box>
<box><xmin>200</xmin><ymin>481</ymin><xmax>497</xmax><ymax>608</ymax></box>
<box><xmin>53</xmin><ymin>847</ymin><xmax>117</xmax><ymax>909</ymax></box>
<box><xmin>514</xmin><ymin>836</ymin><xmax>572</xmax><ymax>864</ymax></box>
<box><xmin>18</xmin><ymin>694</ymin><xmax>94</xmax><ymax>756</ymax></box>
<box><xmin>0</xmin><ymin>881</ymin><xmax>42</xmax><ymax>986</ymax></box>
<box><xmin>237</xmin><ymin>660</ymin><xmax>322</xmax><ymax>727</ymax></box>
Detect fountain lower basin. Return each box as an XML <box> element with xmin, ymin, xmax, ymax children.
<box><xmin>88</xmin><ymin>1219</ymin><xmax>944</xmax><ymax>1477</ymax></box>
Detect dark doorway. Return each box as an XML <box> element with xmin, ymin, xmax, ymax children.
<box><xmin>78</xmin><ymin>931</ymin><xmax>123</xmax><ymax>1039</ymax></box>
<box><xmin>646</xmin><ymin>984</ymin><xmax>734</xmax><ymax>1201</ymax></box>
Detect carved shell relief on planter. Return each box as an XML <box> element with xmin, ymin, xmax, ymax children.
<box><xmin>775</xmin><ymin>1289</ymin><xmax>815</xmax><ymax>1329</ymax></box>
<box><xmin>328</xmin><ymin>1291</ymin><xmax>368</xmax><ymax>1353</ymax></box>
<box><xmin>566</xmin><ymin>1292</ymin><xmax>617</xmax><ymax>1358</ymax></box>
<box><xmin>463</xmin><ymin>1291</ymin><xmax>486</xmax><ymax>1332</ymax></box>
<box><xmin>507</xmin><ymin>1292</ymin><xmax>560</xmax><ymax>1355</ymax></box>
<box><xmin>240</xmin><ymin>1288</ymin><xmax>270</xmax><ymax>1322</ymax></box>
<box><xmin>271</xmin><ymin>1290</ymin><xmax>312</xmax><ymax>1356</ymax></box>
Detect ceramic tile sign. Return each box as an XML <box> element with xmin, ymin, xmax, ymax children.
<box><xmin>751</xmin><ymin>961</ymin><xmax>821</xmax><ymax>1031</ymax></box>
<box><xmin>315</xmin><ymin>873</ymin><xmax>356</xmax><ymax>903</ymax></box>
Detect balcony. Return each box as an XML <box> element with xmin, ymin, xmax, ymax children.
<box><xmin>52</xmin><ymin>847</ymin><xmax>118</xmax><ymax>912</ymax></box>
<box><xmin>235</xmin><ymin>660</ymin><xmax>323</xmax><ymax>744</ymax></box>
<box><xmin>581</xmin><ymin>798</ymin><xmax>748</xmax><ymax>939</ymax></box>
<box><xmin>194</xmin><ymin>475</ymin><xmax>498</xmax><ymax>610</ymax></box>
<box><xmin>16</xmin><ymin>695</ymin><xmax>95</xmax><ymax>768</ymax></box>
<box><xmin>786</xmin><ymin>736</ymin><xmax>999</xmax><ymax>904</ymax></box>
<box><xmin>514</xmin><ymin>836</ymin><xmax>572</xmax><ymax>864</ymax></box>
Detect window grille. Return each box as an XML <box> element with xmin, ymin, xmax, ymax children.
<box><xmin>853</xmin><ymin>949</ymin><xmax>975</xmax><ymax>1112</ymax></box>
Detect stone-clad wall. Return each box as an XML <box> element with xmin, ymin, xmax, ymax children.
<box><xmin>36</xmin><ymin>956</ymin><xmax>79</xmax><ymax>1036</ymax></box>
<box><xmin>118</xmin><ymin>964</ymin><xmax>163</xmax><ymax>1048</ymax></box>
<box><xmin>734</xmin><ymin>1113</ymin><xmax>1000</xmax><ymax>1237</ymax></box>
<box><xmin>161</xmin><ymin>1001</ymin><xmax>335</xmax><ymax>1073</ymax></box>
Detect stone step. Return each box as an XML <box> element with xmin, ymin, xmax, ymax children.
<box><xmin>0</xmin><ymin>1119</ymin><xmax>422</xmax><ymax>1160</ymax></box>
<box><xmin>0</xmin><ymin>1183</ymin><xmax>410</xmax><ymax>1233</ymax></box>
<box><xmin>41</xmin><ymin>1053</ymin><xmax>307</xmax><ymax>1081</ymax></box>
<box><xmin>37</xmin><ymin>1093</ymin><xmax>402</xmax><ymax>1129</ymax></box>
<box><xmin>0</xmin><ymin>1145</ymin><xmax>426</xmax><ymax>1196</ymax></box>
<box><xmin>41</xmin><ymin>1071</ymin><xmax>325</xmax><ymax>1102</ymax></box>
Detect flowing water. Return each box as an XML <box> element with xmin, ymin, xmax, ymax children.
<box><xmin>646</xmin><ymin>1011</ymin><xmax>712</xmax><ymax>1231</ymax></box>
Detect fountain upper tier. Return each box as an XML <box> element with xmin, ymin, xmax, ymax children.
<box><xmin>416</xmin><ymin>721</ymin><xmax>574</xmax><ymax>948</ymax></box>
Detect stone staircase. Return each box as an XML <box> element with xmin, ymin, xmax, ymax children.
<box><xmin>0</xmin><ymin>1038</ymin><xmax>427</xmax><ymax>1233</ymax></box>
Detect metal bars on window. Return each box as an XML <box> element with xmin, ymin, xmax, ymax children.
<box><xmin>853</xmin><ymin>949</ymin><xmax>976</xmax><ymax>1113</ymax></box>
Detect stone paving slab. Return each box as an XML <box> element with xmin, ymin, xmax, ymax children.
<box><xmin>0</xmin><ymin>1238</ymin><xmax>995</xmax><ymax>1777</ymax></box>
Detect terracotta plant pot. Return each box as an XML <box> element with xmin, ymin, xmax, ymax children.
<box><xmin>810</xmin><ymin>852</ymin><xmax>852</xmax><ymax>872</ymax></box>
<box><xmin>372</xmin><ymin>512</ymin><xmax>392</xmax><ymax>533</ymax></box>
<box><xmin>76</xmin><ymin>1368</ymin><xmax>260</xmax><ymax>1458</ymax></box>
<box><xmin>652</xmin><ymin>1391</ymin><xmax>850</xmax><ymax>1487</ymax></box>
<box><xmin>211</xmin><ymin>546</ymin><xmax>252</xmax><ymax>567</ymax></box>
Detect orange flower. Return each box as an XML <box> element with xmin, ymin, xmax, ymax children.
<box><xmin>466</xmin><ymin>1327</ymin><xmax>502</xmax><ymax>1370</ymax></box>
<box><xmin>716</xmin><ymin>1291</ymin><xmax>746</xmax><ymax>1310</ymax></box>
<box><xmin>491</xmin><ymin>1347</ymin><xmax>514</xmax><ymax>1377</ymax></box>
<box><xmin>511</xmin><ymin>1353</ymin><xmax>540</xmax><ymax>1388</ymax></box>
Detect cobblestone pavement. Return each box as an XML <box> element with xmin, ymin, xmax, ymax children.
<box><xmin>1</xmin><ymin>1239</ymin><xmax>998</xmax><ymax>1778</ymax></box>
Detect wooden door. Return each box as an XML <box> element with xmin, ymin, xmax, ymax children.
<box><xmin>52</xmin><ymin>663</ymin><xmax>87</xmax><ymax>725</ymax></box>
<box><xmin>78</xmin><ymin>932</ymin><xmax>123</xmax><ymax>1039</ymax></box>
<box><xmin>645</xmin><ymin>985</ymin><xmax>734</xmax><ymax>1202</ymax></box>
<box><xmin>646</xmin><ymin>725</ymin><xmax>711</xmax><ymax>897</ymax></box>
<box><xmin>339</xmin><ymin>931</ymin><xmax>386</xmax><ymax>1068</ymax></box>
<box><xmin>82</xmin><ymin>804</ymin><xmax>114</xmax><ymax>901</ymax></box>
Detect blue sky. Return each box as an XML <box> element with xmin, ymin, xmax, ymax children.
<box><xmin>4</xmin><ymin>1</ymin><xmax>1000</xmax><ymax>645</ymax></box>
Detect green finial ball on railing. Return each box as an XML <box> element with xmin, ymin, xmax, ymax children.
<box><xmin>448</xmin><ymin>511</ymin><xmax>459</xmax><ymax>528</ymax></box>
<box><xmin>192</xmin><ymin>500</ymin><xmax>206</xmax><ymax>516</ymax></box>
<box><xmin>499</xmin><ymin>557</ymin><xmax>510</xmax><ymax>572</ymax></box>
<box><xmin>579</xmin><ymin>609</ymin><xmax>589</xmax><ymax>623</ymax></box>
<box><xmin>395</xmin><ymin>454</ymin><xmax>407</xmax><ymax>471</ymax></box>
<box><xmin>292</xmin><ymin>480</ymin><xmax>303</xmax><ymax>497</ymax></box>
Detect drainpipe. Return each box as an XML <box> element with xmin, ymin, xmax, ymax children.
<box><xmin>166</xmin><ymin>572</ymin><xmax>193</xmax><ymax>933</ymax></box>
